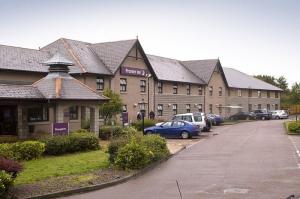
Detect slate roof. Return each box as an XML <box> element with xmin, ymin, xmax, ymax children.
<box><xmin>0</xmin><ymin>44</ymin><xmax>49</xmax><ymax>73</ymax></box>
<box><xmin>147</xmin><ymin>54</ymin><xmax>205</xmax><ymax>84</ymax></box>
<box><xmin>223</xmin><ymin>67</ymin><xmax>282</xmax><ymax>91</ymax></box>
<box><xmin>33</xmin><ymin>73</ymin><xmax>108</xmax><ymax>100</ymax></box>
<box><xmin>0</xmin><ymin>84</ymin><xmax>44</xmax><ymax>99</ymax></box>
<box><xmin>181</xmin><ymin>59</ymin><xmax>219</xmax><ymax>83</ymax></box>
<box><xmin>90</xmin><ymin>39</ymin><xmax>137</xmax><ymax>74</ymax></box>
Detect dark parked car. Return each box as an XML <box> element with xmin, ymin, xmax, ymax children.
<box><xmin>207</xmin><ymin>114</ymin><xmax>223</xmax><ymax>125</ymax></box>
<box><xmin>251</xmin><ymin>109</ymin><xmax>272</xmax><ymax>120</ymax></box>
<box><xmin>144</xmin><ymin>120</ymin><xmax>200</xmax><ymax>139</ymax></box>
<box><xmin>229</xmin><ymin>112</ymin><xmax>254</xmax><ymax>120</ymax></box>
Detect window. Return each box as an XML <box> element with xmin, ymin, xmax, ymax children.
<box><xmin>209</xmin><ymin>104</ymin><xmax>213</xmax><ymax>113</ymax></box>
<box><xmin>96</xmin><ymin>77</ymin><xmax>104</xmax><ymax>91</ymax></box>
<box><xmin>28</xmin><ymin>106</ymin><xmax>49</xmax><ymax>122</ymax></box>
<box><xmin>257</xmin><ymin>90</ymin><xmax>261</xmax><ymax>98</ymax></box>
<box><xmin>238</xmin><ymin>89</ymin><xmax>242</xmax><ymax>97</ymax></box>
<box><xmin>219</xmin><ymin>87</ymin><xmax>223</xmax><ymax>96</ymax></box>
<box><xmin>198</xmin><ymin>86</ymin><xmax>203</xmax><ymax>95</ymax></box>
<box><xmin>267</xmin><ymin>104</ymin><xmax>270</xmax><ymax>110</ymax></box>
<box><xmin>158</xmin><ymin>82</ymin><xmax>163</xmax><ymax>94</ymax></box>
<box><xmin>219</xmin><ymin>106</ymin><xmax>222</xmax><ymax>114</ymax></box>
<box><xmin>140</xmin><ymin>80</ymin><xmax>146</xmax><ymax>93</ymax></box>
<box><xmin>275</xmin><ymin>104</ymin><xmax>279</xmax><ymax>110</ymax></box>
<box><xmin>248</xmin><ymin>104</ymin><xmax>252</xmax><ymax>112</ymax></box>
<box><xmin>275</xmin><ymin>91</ymin><xmax>279</xmax><ymax>98</ymax></box>
<box><xmin>172</xmin><ymin>104</ymin><xmax>177</xmax><ymax>115</ymax></box>
<box><xmin>267</xmin><ymin>91</ymin><xmax>270</xmax><ymax>98</ymax></box>
<box><xmin>120</xmin><ymin>78</ymin><xmax>127</xmax><ymax>92</ymax></box>
<box><xmin>186</xmin><ymin>104</ymin><xmax>191</xmax><ymax>113</ymax></box>
<box><xmin>173</xmin><ymin>83</ymin><xmax>178</xmax><ymax>94</ymax></box>
<box><xmin>157</xmin><ymin>104</ymin><xmax>163</xmax><ymax>116</ymax></box>
<box><xmin>209</xmin><ymin>86</ymin><xmax>213</xmax><ymax>96</ymax></box>
<box><xmin>122</xmin><ymin>105</ymin><xmax>127</xmax><ymax>112</ymax></box>
<box><xmin>248</xmin><ymin>90</ymin><xmax>252</xmax><ymax>97</ymax></box>
<box><xmin>258</xmin><ymin>104</ymin><xmax>262</xmax><ymax>109</ymax></box>
<box><xmin>187</xmin><ymin>84</ymin><xmax>191</xmax><ymax>95</ymax></box>
<box><xmin>198</xmin><ymin>104</ymin><xmax>203</xmax><ymax>112</ymax></box>
<box><xmin>182</xmin><ymin>115</ymin><xmax>192</xmax><ymax>122</ymax></box>
<box><xmin>69</xmin><ymin>106</ymin><xmax>78</xmax><ymax>120</ymax></box>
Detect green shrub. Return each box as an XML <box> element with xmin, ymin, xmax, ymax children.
<box><xmin>112</xmin><ymin>126</ymin><xmax>124</xmax><ymax>138</ymax></box>
<box><xmin>114</xmin><ymin>140</ymin><xmax>151</xmax><ymax>170</ymax></box>
<box><xmin>0</xmin><ymin>136</ymin><xmax>19</xmax><ymax>144</ymax></box>
<box><xmin>131</xmin><ymin>119</ymin><xmax>156</xmax><ymax>131</ymax></box>
<box><xmin>43</xmin><ymin>133</ymin><xmax>100</xmax><ymax>155</ymax></box>
<box><xmin>99</xmin><ymin>126</ymin><xmax>113</xmax><ymax>140</ymax></box>
<box><xmin>0</xmin><ymin>141</ymin><xmax>45</xmax><ymax>160</ymax></box>
<box><xmin>0</xmin><ymin>144</ymin><xmax>13</xmax><ymax>159</ymax></box>
<box><xmin>108</xmin><ymin>138</ymin><xmax>129</xmax><ymax>163</ymax></box>
<box><xmin>288</xmin><ymin>121</ymin><xmax>300</xmax><ymax>133</ymax></box>
<box><xmin>81</xmin><ymin>119</ymin><xmax>90</xmax><ymax>130</ymax></box>
<box><xmin>141</xmin><ymin>135</ymin><xmax>170</xmax><ymax>162</ymax></box>
<box><xmin>11</xmin><ymin>141</ymin><xmax>45</xmax><ymax>160</ymax></box>
<box><xmin>72</xmin><ymin>129</ymin><xmax>91</xmax><ymax>134</ymax></box>
<box><xmin>0</xmin><ymin>170</ymin><xmax>14</xmax><ymax>197</ymax></box>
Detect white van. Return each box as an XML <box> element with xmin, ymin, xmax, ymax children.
<box><xmin>172</xmin><ymin>112</ymin><xmax>211</xmax><ymax>132</ymax></box>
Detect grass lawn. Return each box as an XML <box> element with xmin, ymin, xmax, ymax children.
<box><xmin>15</xmin><ymin>150</ymin><xmax>110</xmax><ymax>185</ymax></box>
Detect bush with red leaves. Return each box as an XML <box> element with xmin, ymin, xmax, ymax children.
<box><xmin>0</xmin><ymin>157</ymin><xmax>23</xmax><ymax>178</ymax></box>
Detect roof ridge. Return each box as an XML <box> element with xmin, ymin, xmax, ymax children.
<box><xmin>0</xmin><ymin>44</ymin><xmax>43</xmax><ymax>52</ymax></box>
<box><xmin>147</xmin><ymin>54</ymin><xmax>181</xmax><ymax>61</ymax></box>
<box><xmin>179</xmin><ymin>61</ymin><xmax>206</xmax><ymax>84</ymax></box>
<box><xmin>182</xmin><ymin>58</ymin><xmax>219</xmax><ymax>62</ymax></box>
<box><xmin>92</xmin><ymin>39</ymin><xmax>137</xmax><ymax>46</ymax></box>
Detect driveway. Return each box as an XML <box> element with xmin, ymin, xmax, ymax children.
<box><xmin>59</xmin><ymin>120</ymin><xmax>300</xmax><ymax>199</ymax></box>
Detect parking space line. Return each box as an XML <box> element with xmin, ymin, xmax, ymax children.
<box><xmin>288</xmin><ymin>136</ymin><xmax>300</xmax><ymax>168</ymax></box>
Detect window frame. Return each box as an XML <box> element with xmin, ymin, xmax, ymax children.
<box><xmin>198</xmin><ymin>86</ymin><xmax>203</xmax><ymax>95</ymax></box>
<box><xmin>218</xmin><ymin>87</ymin><xmax>223</xmax><ymax>96</ymax></box>
<box><xmin>157</xmin><ymin>104</ymin><xmax>163</xmax><ymax>116</ymax></box>
<box><xmin>172</xmin><ymin>104</ymin><xmax>177</xmax><ymax>115</ymax></box>
<box><xmin>28</xmin><ymin>106</ymin><xmax>49</xmax><ymax>122</ymax></box>
<box><xmin>120</xmin><ymin>78</ymin><xmax>127</xmax><ymax>92</ymax></box>
<box><xmin>209</xmin><ymin>86</ymin><xmax>213</xmax><ymax>96</ymax></box>
<box><xmin>186</xmin><ymin>104</ymin><xmax>191</xmax><ymax>113</ymax></box>
<box><xmin>187</xmin><ymin>84</ymin><xmax>191</xmax><ymax>95</ymax></box>
<box><xmin>140</xmin><ymin>80</ymin><xmax>146</xmax><ymax>93</ymax></box>
<box><xmin>238</xmin><ymin>89</ymin><xmax>242</xmax><ymax>97</ymax></box>
<box><xmin>158</xmin><ymin>82</ymin><xmax>163</xmax><ymax>94</ymax></box>
<box><xmin>173</xmin><ymin>83</ymin><xmax>178</xmax><ymax>94</ymax></box>
<box><xmin>96</xmin><ymin>77</ymin><xmax>104</xmax><ymax>91</ymax></box>
<box><xmin>69</xmin><ymin>106</ymin><xmax>79</xmax><ymax>120</ymax></box>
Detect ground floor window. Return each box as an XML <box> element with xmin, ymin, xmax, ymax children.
<box><xmin>172</xmin><ymin>104</ymin><xmax>177</xmax><ymax>115</ymax></box>
<box><xmin>157</xmin><ymin>104</ymin><xmax>163</xmax><ymax>116</ymax></box>
<box><xmin>258</xmin><ymin>104</ymin><xmax>262</xmax><ymax>109</ymax></box>
<box><xmin>186</xmin><ymin>104</ymin><xmax>191</xmax><ymax>113</ymax></box>
<box><xmin>275</xmin><ymin>104</ymin><xmax>279</xmax><ymax>110</ymax></box>
<box><xmin>267</xmin><ymin>104</ymin><xmax>270</xmax><ymax>110</ymax></box>
<box><xmin>122</xmin><ymin>105</ymin><xmax>127</xmax><ymax>112</ymax></box>
<box><xmin>248</xmin><ymin>104</ymin><xmax>252</xmax><ymax>112</ymax></box>
<box><xmin>198</xmin><ymin>104</ymin><xmax>203</xmax><ymax>112</ymax></box>
<box><xmin>69</xmin><ymin>106</ymin><xmax>78</xmax><ymax>120</ymax></box>
<box><xmin>209</xmin><ymin>104</ymin><xmax>213</xmax><ymax>113</ymax></box>
<box><xmin>28</xmin><ymin>106</ymin><xmax>49</xmax><ymax>122</ymax></box>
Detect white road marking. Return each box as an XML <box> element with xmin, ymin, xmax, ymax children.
<box><xmin>288</xmin><ymin>136</ymin><xmax>300</xmax><ymax>168</ymax></box>
<box><xmin>224</xmin><ymin>188</ymin><xmax>249</xmax><ymax>194</ymax></box>
<box><xmin>186</xmin><ymin>139</ymin><xmax>204</xmax><ymax>149</ymax></box>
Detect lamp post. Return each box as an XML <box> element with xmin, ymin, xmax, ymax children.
<box><xmin>138</xmin><ymin>99</ymin><xmax>147</xmax><ymax>135</ymax></box>
<box><xmin>145</xmin><ymin>74</ymin><xmax>152</xmax><ymax>119</ymax></box>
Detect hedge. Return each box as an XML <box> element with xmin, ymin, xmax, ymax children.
<box><xmin>131</xmin><ymin>119</ymin><xmax>156</xmax><ymax>131</ymax></box>
<box><xmin>0</xmin><ymin>141</ymin><xmax>45</xmax><ymax>160</ymax></box>
<box><xmin>141</xmin><ymin>135</ymin><xmax>170</xmax><ymax>162</ymax></box>
<box><xmin>288</xmin><ymin>121</ymin><xmax>300</xmax><ymax>133</ymax></box>
<box><xmin>43</xmin><ymin>132</ymin><xmax>100</xmax><ymax>155</ymax></box>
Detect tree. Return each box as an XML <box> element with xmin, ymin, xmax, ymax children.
<box><xmin>99</xmin><ymin>89</ymin><xmax>123</xmax><ymax>124</ymax></box>
<box><xmin>277</xmin><ymin>76</ymin><xmax>289</xmax><ymax>92</ymax></box>
<box><xmin>289</xmin><ymin>82</ymin><xmax>300</xmax><ymax>104</ymax></box>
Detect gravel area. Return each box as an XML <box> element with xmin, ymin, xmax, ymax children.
<box><xmin>12</xmin><ymin>168</ymin><xmax>133</xmax><ymax>199</ymax></box>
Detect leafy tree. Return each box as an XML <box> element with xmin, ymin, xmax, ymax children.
<box><xmin>99</xmin><ymin>89</ymin><xmax>123</xmax><ymax>124</ymax></box>
<box><xmin>277</xmin><ymin>76</ymin><xmax>289</xmax><ymax>92</ymax></box>
<box><xmin>289</xmin><ymin>82</ymin><xmax>300</xmax><ymax>104</ymax></box>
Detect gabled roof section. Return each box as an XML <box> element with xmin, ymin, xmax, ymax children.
<box><xmin>223</xmin><ymin>67</ymin><xmax>283</xmax><ymax>91</ymax></box>
<box><xmin>181</xmin><ymin>59</ymin><xmax>219</xmax><ymax>83</ymax></box>
<box><xmin>0</xmin><ymin>44</ymin><xmax>49</xmax><ymax>73</ymax></box>
<box><xmin>0</xmin><ymin>84</ymin><xmax>45</xmax><ymax>99</ymax></box>
<box><xmin>147</xmin><ymin>54</ymin><xmax>205</xmax><ymax>84</ymax></box>
<box><xmin>41</xmin><ymin>38</ymin><xmax>112</xmax><ymax>75</ymax></box>
<box><xmin>90</xmin><ymin>39</ymin><xmax>137</xmax><ymax>74</ymax></box>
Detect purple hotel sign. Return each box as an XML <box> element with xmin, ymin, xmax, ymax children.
<box><xmin>52</xmin><ymin>123</ymin><xmax>69</xmax><ymax>136</ymax></box>
<box><xmin>120</xmin><ymin>66</ymin><xmax>149</xmax><ymax>77</ymax></box>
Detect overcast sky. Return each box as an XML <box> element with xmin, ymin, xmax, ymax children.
<box><xmin>0</xmin><ymin>0</ymin><xmax>299</xmax><ymax>87</ymax></box>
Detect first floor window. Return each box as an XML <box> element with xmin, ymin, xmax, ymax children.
<box><xmin>69</xmin><ymin>106</ymin><xmax>78</xmax><ymax>120</ymax></box>
<box><xmin>96</xmin><ymin>77</ymin><xmax>104</xmax><ymax>91</ymax></box>
<box><xmin>257</xmin><ymin>90</ymin><xmax>261</xmax><ymax>98</ymax></box>
<box><xmin>267</xmin><ymin>91</ymin><xmax>270</xmax><ymax>98</ymax></box>
<box><xmin>187</xmin><ymin>84</ymin><xmax>191</xmax><ymax>95</ymax></box>
<box><xmin>198</xmin><ymin>104</ymin><xmax>203</xmax><ymax>112</ymax></box>
<box><xmin>275</xmin><ymin>104</ymin><xmax>279</xmax><ymax>110</ymax></box>
<box><xmin>275</xmin><ymin>91</ymin><xmax>279</xmax><ymax>98</ymax></box>
<box><xmin>198</xmin><ymin>86</ymin><xmax>203</xmax><ymax>95</ymax></box>
<box><xmin>157</xmin><ymin>104</ymin><xmax>163</xmax><ymax>116</ymax></box>
<box><xmin>173</xmin><ymin>83</ymin><xmax>178</xmax><ymax>94</ymax></box>
<box><xmin>158</xmin><ymin>82</ymin><xmax>163</xmax><ymax>94</ymax></box>
<box><xmin>209</xmin><ymin>86</ymin><xmax>213</xmax><ymax>96</ymax></box>
<box><xmin>140</xmin><ymin>80</ymin><xmax>146</xmax><ymax>93</ymax></box>
<box><xmin>238</xmin><ymin>89</ymin><xmax>242</xmax><ymax>97</ymax></box>
<box><xmin>209</xmin><ymin>104</ymin><xmax>213</xmax><ymax>113</ymax></box>
<box><xmin>28</xmin><ymin>106</ymin><xmax>49</xmax><ymax>122</ymax></box>
<box><xmin>186</xmin><ymin>104</ymin><xmax>191</xmax><ymax>113</ymax></box>
<box><xmin>267</xmin><ymin>104</ymin><xmax>270</xmax><ymax>110</ymax></box>
<box><xmin>248</xmin><ymin>90</ymin><xmax>252</xmax><ymax>97</ymax></box>
<box><xmin>172</xmin><ymin>104</ymin><xmax>177</xmax><ymax>115</ymax></box>
<box><xmin>120</xmin><ymin>78</ymin><xmax>127</xmax><ymax>92</ymax></box>
<box><xmin>219</xmin><ymin>87</ymin><xmax>223</xmax><ymax>96</ymax></box>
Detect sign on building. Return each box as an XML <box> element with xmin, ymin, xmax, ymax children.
<box><xmin>52</xmin><ymin>122</ymin><xmax>69</xmax><ymax>136</ymax></box>
<box><xmin>120</xmin><ymin>66</ymin><xmax>149</xmax><ymax>77</ymax></box>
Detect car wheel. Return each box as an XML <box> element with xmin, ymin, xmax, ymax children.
<box><xmin>262</xmin><ymin>116</ymin><xmax>266</xmax><ymax>120</ymax></box>
<box><xmin>145</xmin><ymin>131</ymin><xmax>153</xmax><ymax>135</ymax></box>
<box><xmin>275</xmin><ymin>116</ymin><xmax>280</xmax><ymax>120</ymax></box>
<box><xmin>181</xmin><ymin>131</ymin><xmax>189</xmax><ymax>139</ymax></box>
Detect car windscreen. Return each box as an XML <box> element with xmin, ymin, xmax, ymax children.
<box><xmin>194</xmin><ymin>115</ymin><xmax>202</xmax><ymax>122</ymax></box>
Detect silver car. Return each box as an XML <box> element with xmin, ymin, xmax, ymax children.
<box><xmin>271</xmin><ymin>110</ymin><xmax>289</xmax><ymax>119</ymax></box>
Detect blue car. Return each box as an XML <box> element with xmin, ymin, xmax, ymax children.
<box><xmin>144</xmin><ymin>120</ymin><xmax>200</xmax><ymax>139</ymax></box>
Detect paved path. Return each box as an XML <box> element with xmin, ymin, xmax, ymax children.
<box><xmin>59</xmin><ymin>120</ymin><xmax>300</xmax><ymax>199</ymax></box>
